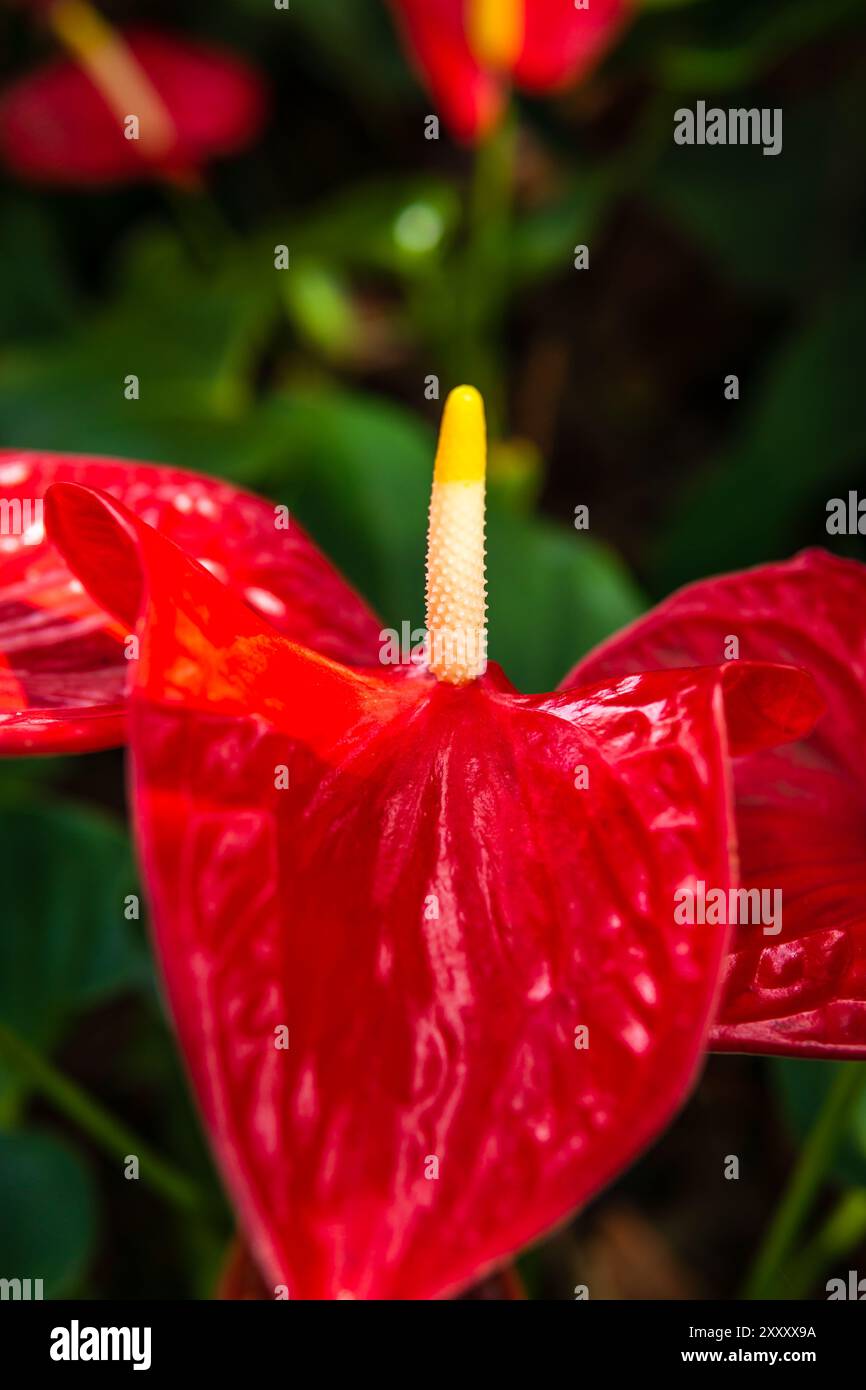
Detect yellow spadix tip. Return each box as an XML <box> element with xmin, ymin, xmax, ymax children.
<box><xmin>467</xmin><ymin>0</ymin><xmax>525</xmax><ymax>72</ymax></box>
<box><xmin>433</xmin><ymin>385</ymin><xmax>487</xmax><ymax>485</ymax></box>
<box><xmin>50</xmin><ymin>0</ymin><xmax>116</xmax><ymax>56</ymax></box>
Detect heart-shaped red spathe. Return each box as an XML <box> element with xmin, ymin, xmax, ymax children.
<box><xmin>0</xmin><ymin>27</ymin><xmax>267</xmax><ymax>185</ymax></box>
<box><xmin>513</xmin><ymin>0</ymin><xmax>632</xmax><ymax>91</ymax></box>
<box><xmin>388</xmin><ymin>0</ymin><xmax>504</xmax><ymax>143</ymax></box>
<box><xmin>389</xmin><ymin>0</ymin><xmax>631</xmax><ymax>143</ymax></box>
<box><xmin>46</xmin><ymin>481</ymin><xmax>819</xmax><ymax>1298</ymax></box>
<box><xmin>0</xmin><ymin>451</ymin><xmax>380</xmax><ymax>754</ymax></box>
<box><xmin>564</xmin><ymin>550</ymin><xmax>866</xmax><ymax>1059</ymax></box>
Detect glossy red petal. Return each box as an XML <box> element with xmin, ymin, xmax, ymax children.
<box><xmin>46</xmin><ymin>484</ymin><xmax>814</xmax><ymax>1298</ymax></box>
<box><xmin>0</xmin><ymin>28</ymin><xmax>266</xmax><ymax>184</ymax></box>
<box><xmin>0</xmin><ymin>452</ymin><xmax>380</xmax><ymax>754</ymax></box>
<box><xmin>513</xmin><ymin>0</ymin><xmax>632</xmax><ymax>91</ymax></box>
<box><xmin>564</xmin><ymin>551</ymin><xmax>866</xmax><ymax>1058</ymax></box>
<box><xmin>388</xmin><ymin>0</ymin><xmax>503</xmax><ymax>142</ymax></box>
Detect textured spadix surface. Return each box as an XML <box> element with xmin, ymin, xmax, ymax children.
<box><xmin>0</xmin><ymin>451</ymin><xmax>379</xmax><ymax>753</ymax></box>
<box><xmin>565</xmin><ymin>551</ymin><xmax>866</xmax><ymax>1058</ymax></box>
<box><xmin>45</xmin><ymin>481</ymin><xmax>818</xmax><ymax>1298</ymax></box>
<box><xmin>425</xmin><ymin>385</ymin><xmax>487</xmax><ymax>684</ymax></box>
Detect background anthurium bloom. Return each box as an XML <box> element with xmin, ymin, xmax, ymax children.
<box><xmin>43</xmin><ymin>480</ymin><xmax>817</xmax><ymax>1299</ymax></box>
<box><xmin>565</xmin><ymin>551</ymin><xmax>866</xmax><ymax>1060</ymax></box>
<box><xmin>0</xmin><ymin>27</ymin><xmax>266</xmax><ymax>184</ymax></box>
<box><xmin>0</xmin><ymin>451</ymin><xmax>379</xmax><ymax>754</ymax></box>
<box><xmin>389</xmin><ymin>0</ymin><xmax>631</xmax><ymax>141</ymax></box>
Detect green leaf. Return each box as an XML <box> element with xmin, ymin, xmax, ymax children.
<box><xmin>280</xmin><ymin>261</ymin><xmax>359</xmax><ymax>359</ymax></box>
<box><xmin>652</xmin><ymin>91</ymin><xmax>866</xmax><ymax>297</ymax></box>
<box><xmin>652</xmin><ymin>271</ymin><xmax>866</xmax><ymax>591</ymax></box>
<box><xmin>278</xmin><ymin>0</ymin><xmax>415</xmax><ymax>102</ymax></box>
<box><xmin>0</xmin><ymin>758</ymin><xmax>73</xmax><ymax>809</ymax></box>
<box><xmin>0</xmin><ymin>803</ymin><xmax>150</xmax><ymax>1053</ymax></box>
<box><xmin>0</xmin><ymin>198</ymin><xmax>79</xmax><ymax>340</ymax></box>
<box><xmin>285</xmin><ymin>178</ymin><xmax>460</xmax><ymax>278</ymax></box>
<box><xmin>509</xmin><ymin>175</ymin><xmax>614</xmax><ymax>288</ymax></box>
<box><xmin>653</xmin><ymin>0</ymin><xmax>866</xmax><ymax>90</ymax></box>
<box><xmin>772</xmin><ymin>1059</ymin><xmax>866</xmax><ymax>1190</ymax></box>
<box><xmin>253</xmin><ymin>387</ymin><xmax>433</xmax><ymax>627</ymax></box>
<box><xmin>0</xmin><ymin>1131</ymin><xmax>97</xmax><ymax>1296</ymax></box>
<box><xmin>0</xmin><ymin>225</ymin><xmax>275</xmax><ymax>452</ymax></box>
<box><xmin>486</xmin><ymin>508</ymin><xmax>645</xmax><ymax>692</ymax></box>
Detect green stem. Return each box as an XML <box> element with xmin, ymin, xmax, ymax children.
<box><xmin>742</xmin><ymin>1063</ymin><xmax>866</xmax><ymax>1299</ymax></box>
<box><xmin>784</xmin><ymin>1189</ymin><xmax>866</xmax><ymax>1299</ymax></box>
<box><xmin>458</xmin><ymin>106</ymin><xmax>518</xmax><ymax>432</ymax></box>
<box><xmin>0</xmin><ymin>1020</ymin><xmax>207</xmax><ymax>1217</ymax></box>
<box><xmin>469</xmin><ymin>105</ymin><xmax>517</xmax><ymax>246</ymax></box>
<box><xmin>164</xmin><ymin>178</ymin><xmax>237</xmax><ymax>268</ymax></box>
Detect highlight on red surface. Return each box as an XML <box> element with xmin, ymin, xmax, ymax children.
<box><xmin>565</xmin><ymin>551</ymin><xmax>866</xmax><ymax>1059</ymax></box>
<box><xmin>0</xmin><ymin>26</ymin><xmax>267</xmax><ymax>184</ymax></box>
<box><xmin>0</xmin><ymin>451</ymin><xmax>379</xmax><ymax>754</ymax></box>
<box><xmin>43</xmin><ymin>481</ymin><xmax>819</xmax><ymax>1298</ymax></box>
<box><xmin>389</xmin><ymin>0</ymin><xmax>631</xmax><ymax>141</ymax></box>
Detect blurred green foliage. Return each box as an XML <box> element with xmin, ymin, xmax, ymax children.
<box><xmin>0</xmin><ymin>1132</ymin><xmax>96</xmax><ymax>1295</ymax></box>
<box><xmin>0</xmin><ymin>802</ymin><xmax>148</xmax><ymax>1063</ymax></box>
<box><xmin>775</xmin><ymin>1059</ymin><xmax>866</xmax><ymax>1190</ymax></box>
<box><xmin>654</xmin><ymin>271</ymin><xmax>866</xmax><ymax>588</ymax></box>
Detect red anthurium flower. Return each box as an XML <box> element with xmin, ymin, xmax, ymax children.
<box><xmin>35</xmin><ymin>387</ymin><xmax>817</xmax><ymax>1298</ymax></box>
<box><xmin>0</xmin><ymin>451</ymin><xmax>379</xmax><ymax>754</ymax></box>
<box><xmin>564</xmin><ymin>551</ymin><xmax>866</xmax><ymax>1059</ymax></box>
<box><xmin>0</xmin><ymin>5</ymin><xmax>266</xmax><ymax>185</ymax></box>
<box><xmin>388</xmin><ymin>0</ymin><xmax>632</xmax><ymax>141</ymax></box>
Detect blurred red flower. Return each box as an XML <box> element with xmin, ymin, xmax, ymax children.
<box><xmin>0</xmin><ymin>25</ymin><xmax>267</xmax><ymax>185</ymax></box>
<box><xmin>388</xmin><ymin>0</ymin><xmax>632</xmax><ymax>141</ymax></box>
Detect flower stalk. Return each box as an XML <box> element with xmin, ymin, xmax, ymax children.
<box><xmin>743</xmin><ymin>1064</ymin><xmax>866</xmax><ymax>1298</ymax></box>
<box><xmin>0</xmin><ymin>1019</ymin><xmax>209</xmax><ymax>1218</ymax></box>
